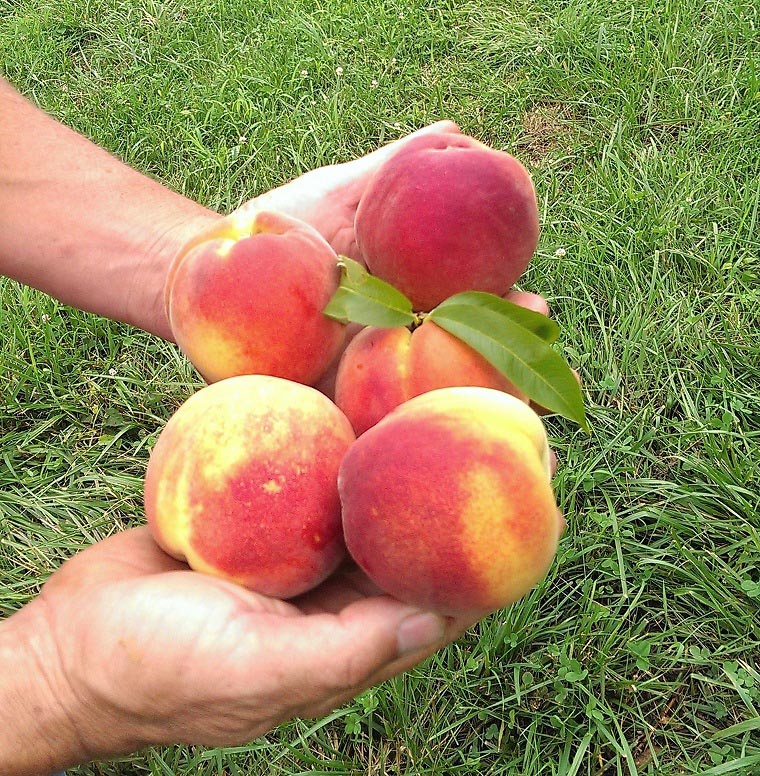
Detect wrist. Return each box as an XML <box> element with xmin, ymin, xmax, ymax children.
<box><xmin>0</xmin><ymin>603</ymin><xmax>89</xmax><ymax>776</ymax></box>
<box><xmin>129</xmin><ymin>205</ymin><xmax>221</xmax><ymax>341</ymax></box>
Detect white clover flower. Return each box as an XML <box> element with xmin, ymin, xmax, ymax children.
<box><xmin>371</xmin><ymin>79</ymin><xmax>379</xmax><ymax>88</ymax></box>
<box><xmin>108</xmin><ymin>368</ymin><xmax>117</xmax><ymax>376</ymax></box>
<box><xmin>301</xmin><ymin>69</ymin><xmax>308</xmax><ymax>77</ymax></box>
<box><xmin>238</xmin><ymin>135</ymin><xmax>247</xmax><ymax>143</ymax></box>
<box><xmin>336</xmin><ymin>66</ymin><xmax>344</xmax><ymax>76</ymax></box>
<box><xmin>554</xmin><ymin>247</ymin><xmax>567</xmax><ymax>257</ymax></box>
<box><xmin>358</xmin><ymin>37</ymin><xmax>365</xmax><ymax>43</ymax></box>
<box><xmin>41</xmin><ymin>313</ymin><xmax>50</xmax><ymax>322</ymax></box>
<box><xmin>536</xmin><ymin>45</ymin><xmax>543</xmax><ymax>53</ymax></box>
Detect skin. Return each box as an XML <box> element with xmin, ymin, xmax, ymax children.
<box><xmin>0</xmin><ymin>77</ymin><xmax>481</xmax><ymax>774</ymax></box>
<box><xmin>0</xmin><ymin>77</ymin><xmax>562</xmax><ymax>773</ymax></box>
<box><xmin>0</xmin><ymin>529</ymin><xmax>473</xmax><ymax>774</ymax></box>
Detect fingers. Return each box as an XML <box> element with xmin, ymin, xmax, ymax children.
<box><xmin>411</xmin><ymin>119</ymin><xmax>461</xmax><ymax>135</ymax></box>
<box><xmin>291</xmin><ymin>566</ymin><xmax>386</xmax><ymax>615</ymax></box>
<box><xmin>343</xmin><ymin>120</ymin><xmax>461</xmax><ymax>177</ymax></box>
<box><xmin>299</xmin><ymin>611</ymin><xmax>475</xmax><ymax>722</ymax></box>
<box><xmin>251</xmin><ymin>596</ymin><xmax>449</xmax><ymax>701</ymax></box>
<box><xmin>351</xmin><ymin>611</ymin><xmax>473</xmax><ymax>689</ymax></box>
<box><xmin>504</xmin><ymin>289</ymin><xmax>549</xmax><ymax>316</ymax></box>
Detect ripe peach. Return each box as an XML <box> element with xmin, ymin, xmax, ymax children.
<box><xmin>339</xmin><ymin>387</ymin><xmax>562</xmax><ymax>617</ymax></box>
<box><xmin>334</xmin><ymin>319</ymin><xmax>527</xmax><ymax>436</ymax></box>
<box><xmin>354</xmin><ymin>133</ymin><xmax>539</xmax><ymax>311</ymax></box>
<box><xmin>144</xmin><ymin>375</ymin><xmax>355</xmax><ymax>599</ymax></box>
<box><xmin>166</xmin><ymin>210</ymin><xmax>345</xmax><ymax>386</ymax></box>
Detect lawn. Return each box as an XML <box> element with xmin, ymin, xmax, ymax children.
<box><xmin>1</xmin><ymin>0</ymin><xmax>759</xmax><ymax>773</ymax></box>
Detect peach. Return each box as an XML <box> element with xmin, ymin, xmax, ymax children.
<box><xmin>354</xmin><ymin>133</ymin><xmax>539</xmax><ymax>311</ymax></box>
<box><xmin>144</xmin><ymin>375</ymin><xmax>355</xmax><ymax>599</ymax></box>
<box><xmin>166</xmin><ymin>210</ymin><xmax>345</xmax><ymax>386</ymax></box>
<box><xmin>339</xmin><ymin>387</ymin><xmax>561</xmax><ymax>617</ymax></box>
<box><xmin>334</xmin><ymin>319</ymin><xmax>527</xmax><ymax>436</ymax></box>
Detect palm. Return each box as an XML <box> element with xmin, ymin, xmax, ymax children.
<box><xmin>38</xmin><ymin>527</ymin><xmax>466</xmax><ymax>749</ymax></box>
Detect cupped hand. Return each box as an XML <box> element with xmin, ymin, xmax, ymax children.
<box><xmin>33</xmin><ymin>527</ymin><xmax>472</xmax><ymax>760</ymax></box>
<box><xmin>234</xmin><ymin>120</ymin><xmax>461</xmax><ymax>259</ymax></box>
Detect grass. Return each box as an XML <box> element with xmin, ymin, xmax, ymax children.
<box><xmin>1</xmin><ymin>0</ymin><xmax>759</xmax><ymax>773</ymax></box>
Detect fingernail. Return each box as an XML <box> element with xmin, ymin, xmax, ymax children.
<box><xmin>397</xmin><ymin>611</ymin><xmax>447</xmax><ymax>656</ymax></box>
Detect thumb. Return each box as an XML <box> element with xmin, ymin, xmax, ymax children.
<box><xmin>259</xmin><ymin>597</ymin><xmax>448</xmax><ymax>696</ymax></box>
<box><xmin>346</xmin><ymin>119</ymin><xmax>461</xmax><ymax>177</ymax></box>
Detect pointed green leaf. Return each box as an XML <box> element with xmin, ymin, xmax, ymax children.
<box><xmin>428</xmin><ymin>303</ymin><xmax>588</xmax><ymax>430</ymax></box>
<box><xmin>323</xmin><ymin>257</ymin><xmax>417</xmax><ymax>328</ymax></box>
<box><xmin>434</xmin><ymin>291</ymin><xmax>559</xmax><ymax>343</ymax></box>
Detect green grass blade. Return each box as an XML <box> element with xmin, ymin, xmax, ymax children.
<box><xmin>700</xmin><ymin>755</ymin><xmax>760</xmax><ymax>775</ymax></box>
<box><xmin>710</xmin><ymin>717</ymin><xmax>760</xmax><ymax>741</ymax></box>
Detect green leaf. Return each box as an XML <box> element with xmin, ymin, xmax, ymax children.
<box><xmin>323</xmin><ymin>257</ymin><xmax>417</xmax><ymax>328</ymax></box>
<box><xmin>428</xmin><ymin>302</ymin><xmax>588</xmax><ymax>430</ymax></box>
<box><xmin>435</xmin><ymin>291</ymin><xmax>559</xmax><ymax>343</ymax></box>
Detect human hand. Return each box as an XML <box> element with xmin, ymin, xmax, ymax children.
<box><xmin>159</xmin><ymin>121</ymin><xmax>460</xmax><ymax>346</ymax></box>
<box><xmin>234</xmin><ymin>120</ymin><xmax>461</xmax><ymax>259</ymax></box>
<box><xmin>10</xmin><ymin>528</ymin><xmax>472</xmax><ymax>771</ymax></box>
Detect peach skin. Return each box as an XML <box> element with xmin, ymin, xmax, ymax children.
<box><xmin>166</xmin><ymin>210</ymin><xmax>345</xmax><ymax>386</ymax></box>
<box><xmin>144</xmin><ymin>375</ymin><xmax>356</xmax><ymax>599</ymax></box>
<box><xmin>334</xmin><ymin>319</ymin><xmax>527</xmax><ymax>436</ymax></box>
<box><xmin>338</xmin><ymin>387</ymin><xmax>562</xmax><ymax>617</ymax></box>
<box><xmin>354</xmin><ymin>133</ymin><xmax>540</xmax><ymax>311</ymax></box>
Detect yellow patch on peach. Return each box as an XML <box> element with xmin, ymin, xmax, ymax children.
<box><xmin>150</xmin><ymin>449</ymin><xmax>197</xmax><ymax>562</ymax></box>
<box><xmin>262</xmin><ymin>478</ymin><xmax>284</xmax><ymax>494</ymax></box>
<box><xmin>456</xmin><ymin>434</ymin><xmax>557</xmax><ymax>605</ymax></box>
<box><xmin>149</xmin><ymin>388</ymin><xmax>254</xmax><ymax>562</ymax></box>
<box><xmin>193</xmin><ymin>324</ymin><xmax>274</xmax><ymax>384</ymax></box>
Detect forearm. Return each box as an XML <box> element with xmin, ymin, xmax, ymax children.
<box><xmin>0</xmin><ymin>605</ymin><xmax>88</xmax><ymax>776</ymax></box>
<box><xmin>0</xmin><ymin>77</ymin><xmax>221</xmax><ymax>339</ymax></box>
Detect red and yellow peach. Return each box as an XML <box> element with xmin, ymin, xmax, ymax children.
<box><xmin>339</xmin><ymin>387</ymin><xmax>562</xmax><ymax>616</ymax></box>
<box><xmin>144</xmin><ymin>375</ymin><xmax>355</xmax><ymax>598</ymax></box>
<box><xmin>334</xmin><ymin>319</ymin><xmax>527</xmax><ymax>436</ymax></box>
<box><xmin>355</xmin><ymin>133</ymin><xmax>540</xmax><ymax>311</ymax></box>
<box><xmin>166</xmin><ymin>210</ymin><xmax>345</xmax><ymax>386</ymax></box>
